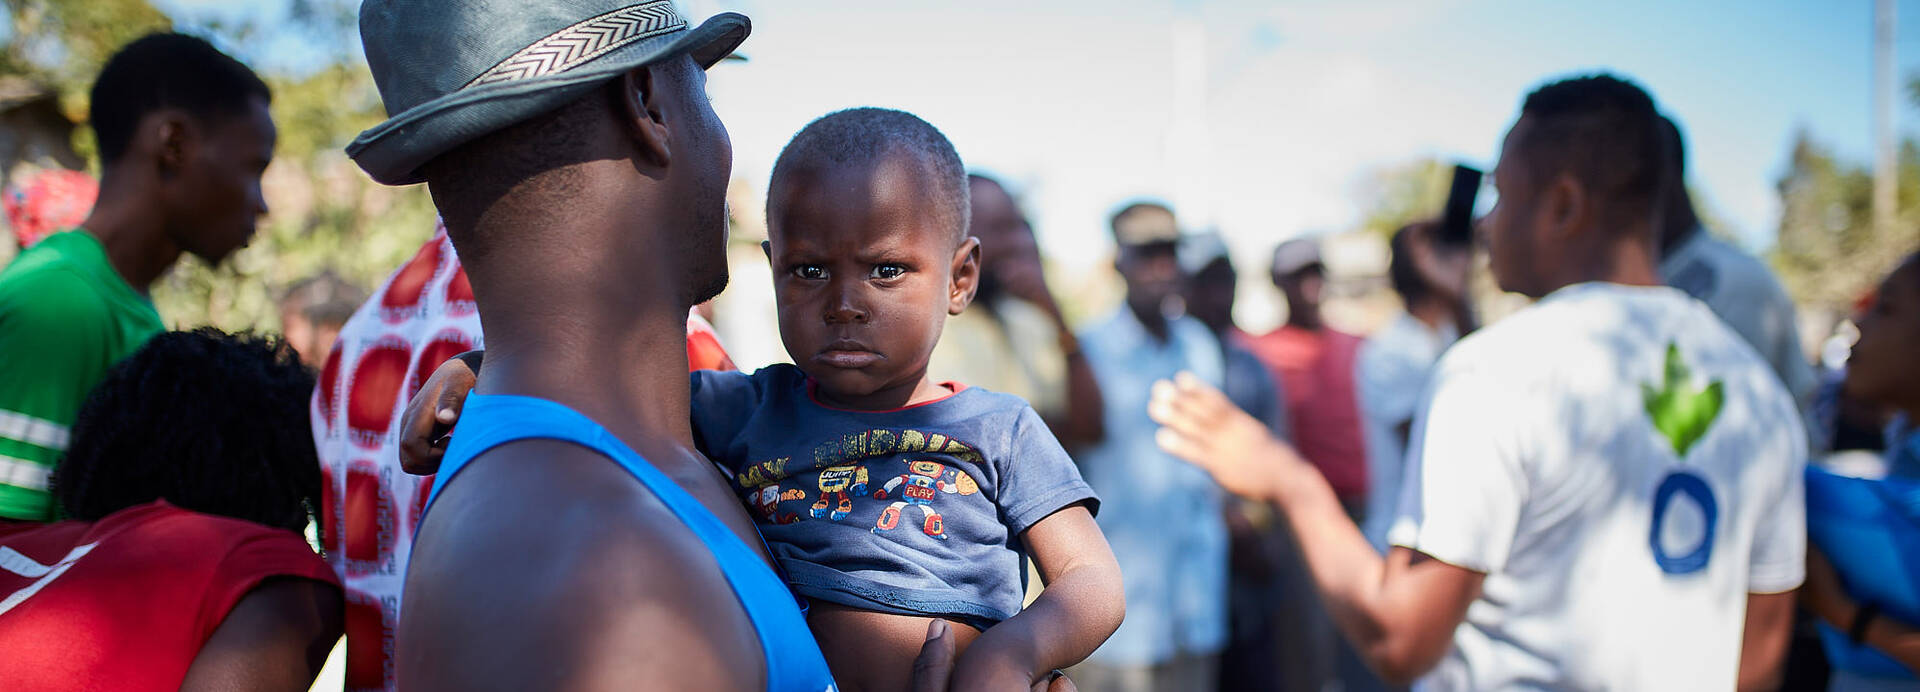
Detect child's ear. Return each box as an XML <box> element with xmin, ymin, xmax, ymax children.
<box><xmin>948</xmin><ymin>236</ymin><xmax>982</xmax><ymax>316</ymax></box>
<box><xmin>761</xmin><ymin>239</ymin><xmax>772</xmax><ymax>264</ymax></box>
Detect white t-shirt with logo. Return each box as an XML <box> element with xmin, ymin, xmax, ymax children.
<box><xmin>1388</xmin><ymin>283</ymin><xmax>1807</xmax><ymax>691</ymax></box>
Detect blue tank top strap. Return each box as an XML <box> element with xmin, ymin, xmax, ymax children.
<box><xmin>422</xmin><ymin>393</ymin><xmax>837</xmax><ymax>692</ymax></box>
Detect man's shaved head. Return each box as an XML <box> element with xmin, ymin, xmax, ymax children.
<box><xmin>767</xmin><ymin>107</ymin><xmax>970</xmax><ymax>244</ymax></box>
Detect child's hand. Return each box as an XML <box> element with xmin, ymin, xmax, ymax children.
<box><xmin>397</xmin><ymin>351</ymin><xmax>481</xmax><ymax>475</ymax></box>
<box><xmin>948</xmin><ymin>639</ymin><xmax>1045</xmax><ymax>691</ymax></box>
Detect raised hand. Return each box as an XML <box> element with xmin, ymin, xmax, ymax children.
<box><xmin>1148</xmin><ymin>371</ymin><xmax>1307</xmax><ymax>504</ymax></box>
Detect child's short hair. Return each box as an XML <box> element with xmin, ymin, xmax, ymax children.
<box><xmin>767</xmin><ymin>108</ymin><xmax>969</xmax><ymax>244</ymax></box>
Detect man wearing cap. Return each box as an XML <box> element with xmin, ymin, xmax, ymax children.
<box><xmin>1070</xmin><ymin>202</ymin><xmax>1228</xmax><ymax>690</ymax></box>
<box><xmin>1181</xmin><ymin>234</ymin><xmax>1338</xmax><ymax>692</ymax></box>
<box><xmin>347</xmin><ymin>2</ymin><xmax>837</xmax><ymax>689</ymax></box>
<box><xmin>1245</xmin><ymin>238</ymin><xmax>1370</xmax><ymax>519</ymax></box>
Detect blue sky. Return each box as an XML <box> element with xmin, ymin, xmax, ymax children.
<box><xmin>157</xmin><ymin>0</ymin><xmax>1905</xmax><ymax>271</ymax></box>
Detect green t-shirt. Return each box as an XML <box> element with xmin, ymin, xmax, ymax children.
<box><xmin>0</xmin><ymin>230</ymin><xmax>163</xmax><ymax>520</ymax></box>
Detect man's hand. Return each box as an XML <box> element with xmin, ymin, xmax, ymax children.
<box><xmin>1149</xmin><ymin>372</ymin><xmax>1305</xmax><ymax>503</ymax></box>
<box><xmin>398</xmin><ymin>353</ymin><xmax>480</xmax><ymax>475</ymax></box>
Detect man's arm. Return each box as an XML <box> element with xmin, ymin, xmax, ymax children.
<box><xmin>1737</xmin><ymin>590</ymin><xmax>1795</xmax><ymax>692</ymax></box>
<box><xmin>951</xmin><ymin>504</ymin><xmax>1124</xmax><ymax>689</ymax></box>
<box><xmin>1048</xmin><ymin>330</ymin><xmax>1106</xmax><ymax>447</ymax></box>
<box><xmin>995</xmin><ymin>252</ymin><xmax>1104</xmax><ymax>447</ymax></box>
<box><xmin>1802</xmin><ymin>548</ymin><xmax>1920</xmax><ymax>672</ymax></box>
<box><xmin>1150</xmin><ymin>374</ymin><xmax>1482</xmax><ymax>683</ymax></box>
<box><xmin>179</xmin><ymin>578</ymin><xmax>344</xmax><ymax>692</ymax></box>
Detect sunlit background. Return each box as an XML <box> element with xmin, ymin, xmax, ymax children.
<box><xmin>1</xmin><ymin>0</ymin><xmax>1912</xmax><ymax>366</ymax></box>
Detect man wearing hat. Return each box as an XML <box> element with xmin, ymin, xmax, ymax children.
<box><xmin>1070</xmin><ymin>202</ymin><xmax>1228</xmax><ymax>690</ymax></box>
<box><xmin>1245</xmin><ymin>237</ymin><xmax>1370</xmax><ymax>520</ymax></box>
<box><xmin>347</xmin><ymin>2</ymin><xmax>836</xmax><ymax>689</ymax></box>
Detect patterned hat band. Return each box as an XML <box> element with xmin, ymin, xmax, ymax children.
<box><xmin>463</xmin><ymin>0</ymin><xmax>688</xmax><ymax>89</ymax></box>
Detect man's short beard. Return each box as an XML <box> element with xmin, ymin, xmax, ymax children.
<box><xmin>685</xmin><ymin>263</ymin><xmax>729</xmax><ymax>306</ymax></box>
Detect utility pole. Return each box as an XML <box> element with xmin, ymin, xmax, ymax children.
<box><xmin>1873</xmin><ymin>0</ymin><xmax>1897</xmax><ymax>238</ymax></box>
<box><xmin>1167</xmin><ymin>0</ymin><xmax>1211</xmax><ymax>229</ymax></box>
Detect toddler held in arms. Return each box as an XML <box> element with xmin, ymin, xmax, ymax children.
<box><xmin>404</xmin><ymin>108</ymin><xmax>1123</xmax><ymax>691</ymax></box>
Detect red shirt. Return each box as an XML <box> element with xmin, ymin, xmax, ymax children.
<box><xmin>0</xmin><ymin>501</ymin><xmax>338</xmax><ymax>691</ymax></box>
<box><xmin>1246</xmin><ymin>325</ymin><xmax>1370</xmax><ymax>501</ymax></box>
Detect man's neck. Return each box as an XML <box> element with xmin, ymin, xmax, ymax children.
<box><xmin>80</xmin><ymin>171</ymin><xmax>181</xmax><ymax>295</ymax></box>
<box><xmin>1407</xmin><ymin>298</ymin><xmax>1453</xmax><ymax>332</ymax></box>
<box><xmin>1543</xmin><ymin>234</ymin><xmax>1665</xmax><ymax>296</ymax></box>
<box><xmin>1127</xmin><ymin>298</ymin><xmax>1170</xmax><ymax>342</ymax></box>
<box><xmin>460</xmin><ymin>213</ymin><xmax>700</xmax><ymax>470</ymax></box>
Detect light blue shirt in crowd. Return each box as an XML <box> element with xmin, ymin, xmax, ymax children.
<box><xmin>1076</xmin><ymin>308</ymin><xmax>1227</xmax><ymax>666</ymax></box>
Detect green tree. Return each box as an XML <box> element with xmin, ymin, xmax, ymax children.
<box><xmin>3</xmin><ymin>0</ymin><xmax>438</xmax><ymax>331</ymax></box>
<box><xmin>1771</xmin><ymin>130</ymin><xmax>1920</xmax><ymax>311</ymax></box>
<box><xmin>2</xmin><ymin>0</ymin><xmax>171</xmax><ymax>110</ymax></box>
<box><xmin>1355</xmin><ymin>157</ymin><xmax>1452</xmax><ymax>238</ymax></box>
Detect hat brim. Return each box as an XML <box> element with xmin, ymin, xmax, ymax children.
<box><xmin>348</xmin><ymin>12</ymin><xmax>749</xmax><ymax>186</ymax></box>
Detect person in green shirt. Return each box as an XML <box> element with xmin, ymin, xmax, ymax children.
<box><xmin>0</xmin><ymin>33</ymin><xmax>274</xmax><ymax>520</ymax></box>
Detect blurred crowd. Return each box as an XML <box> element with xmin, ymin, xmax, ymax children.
<box><xmin>1</xmin><ymin>6</ymin><xmax>1918</xmax><ymax>692</ymax></box>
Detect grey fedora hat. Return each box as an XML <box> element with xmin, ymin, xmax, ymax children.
<box><xmin>349</xmin><ymin>0</ymin><xmax>748</xmax><ymax>186</ymax></box>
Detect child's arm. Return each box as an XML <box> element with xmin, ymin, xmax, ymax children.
<box><xmin>950</xmin><ymin>503</ymin><xmax>1123</xmax><ymax>690</ymax></box>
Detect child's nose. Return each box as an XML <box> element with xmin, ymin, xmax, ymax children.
<box><xmin>824</xmin><ymin>287</ymin><xmax>869</xmax><ymax>324</ymax></box>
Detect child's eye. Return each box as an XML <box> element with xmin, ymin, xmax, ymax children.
<box><xmin>794</xmin><ymin>265</ymin><xmax>828</xmax><ymax>280</ymax></box>
<box><xmin>871</xmin><ymin>264</ymin><xmax>907</xmax><ymax>280</ymax></box>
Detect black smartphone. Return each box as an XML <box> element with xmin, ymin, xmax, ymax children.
<box><xmin>1439</xmin><ymin>164</ymin><xmax>1482</xmax><ymax>246</ymax></box>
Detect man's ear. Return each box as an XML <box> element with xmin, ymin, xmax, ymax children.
<box><xmin>1544</xmin><ymin>173</ymin><xmax>1587</xmax><ymax>242</ymax></box>
<box><xmin>153</xmin><ymin>111</ymin><xmax>191</xmax><ymax>177</ymax></box>
<box><xmin>761</xmin><ymin>239</ymin><xmax>773</xmax><ymax>264</ymax></box>
<box><xmin>617</xmin><ymin>66</ymin><xmax>671</xmax><ymax>169</ymax></box>
<box><xmin>948</xmin><ymin>236</ymin><xmax>982</xmax><ymax>315</ymax></box>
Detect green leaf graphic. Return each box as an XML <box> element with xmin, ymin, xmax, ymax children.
<box><xmin>1641</xmin><ymin>343</ymin><xmax>1724</xmax><ymax>458</ymax></box>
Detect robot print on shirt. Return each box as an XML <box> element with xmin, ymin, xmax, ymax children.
<box><xmin>750</xmin><ymin>484</ymin><xmax>805</xmax><ymax>525</ymax></box>
<box><xmin>871</xmin><ymin>460</ymin><xmax>979</xmax><ymax>541</ymax></box>
<box><xmin>811</xmin><ymin>464</ymin><xmax>869</xmax><ymax>521</ymax></box>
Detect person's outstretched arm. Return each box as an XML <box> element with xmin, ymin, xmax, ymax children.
<box><xmin>950</xmin><ymin>504</ymin><xmax>1123</xmax><ymax>690</ymax></box>
<box><xmin>1150</xmin><ymin>373</ymin><xmax>1483</xmax><ymax>684</ymax></box>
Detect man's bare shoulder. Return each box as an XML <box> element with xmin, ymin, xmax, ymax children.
<box><xmin>397</xmin><ymin>439</ymin><xmax>765</xmax><ymax>691</ymax></box>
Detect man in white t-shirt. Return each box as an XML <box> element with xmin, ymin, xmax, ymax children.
<box><xmin>1149</xmin><ymin>73</ymin><xmax>1806</xmax><ymax>691</ymax></box>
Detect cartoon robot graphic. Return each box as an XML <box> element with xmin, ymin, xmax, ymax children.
<box><xmin>871</xmin><ymin>460</ymin><xmax>978</xmax><ymax>540</ymax></box>
<box><xmin>811</xmin><ymin>464</ymin><xmax>870</xmax><ymax>521</ymax></box>
<box><xmin>750</xmin><ymin>484</ymin><xmax>805</xmax><ymax>525</ymax></box>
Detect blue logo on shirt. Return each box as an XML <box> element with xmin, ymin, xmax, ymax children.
<box><xmin>1650</xmin><ymin>470</ymin><xmax>1718</xmax><ymax>574</ymax></box>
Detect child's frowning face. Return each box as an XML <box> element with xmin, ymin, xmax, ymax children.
<box><xmin>765</xmin><ymin>150</ymin><xmax>978</xmax><ymax>409</ymax></box>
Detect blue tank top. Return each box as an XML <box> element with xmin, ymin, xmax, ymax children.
<box><xmin>422</xmin><ymin>394</ymin><xmax>838</xmax><ymax>692</ymax></box>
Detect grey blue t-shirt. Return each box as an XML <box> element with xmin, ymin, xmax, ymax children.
<box><xmin>690</xmin><ymin>364</ymin><xmax>1098</xmax><ymax>629</ymax></box>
